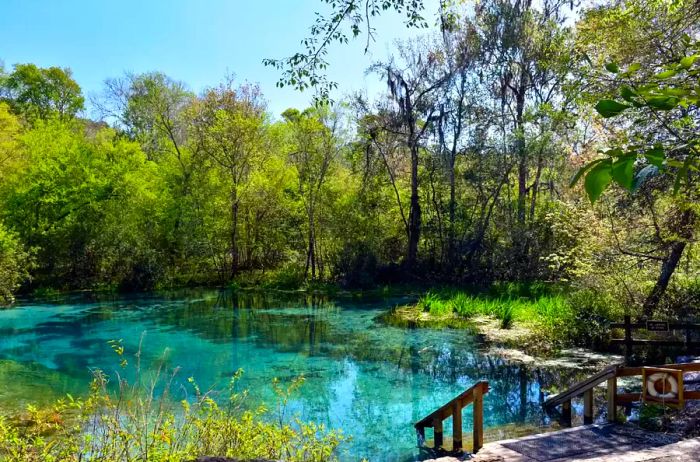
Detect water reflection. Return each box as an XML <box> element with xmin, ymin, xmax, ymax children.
<box><xmin>0</xmin><ymin>290</ymin><xmax>587</xmax><ymax>461</ymax></box>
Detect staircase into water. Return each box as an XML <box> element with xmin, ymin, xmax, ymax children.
<box><xmin>415</xmin><ymin>361</ymin><xmax>700</xmax><ymax>459</ymax></box>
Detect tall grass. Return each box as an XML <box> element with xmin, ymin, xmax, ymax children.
<box><xmin>415</xmin><ymin>284</ymin><xmax>573</xmax><ymax>332</ymax></box>
<box><xmin>0</xmin><ymin>339</ymin><xmax>345</xmax><ymax>462</ymax></box>
<box><xmin>413</xmin><ymin>283</ymin><xmax>620</xmax><ymax>347</ymax></box>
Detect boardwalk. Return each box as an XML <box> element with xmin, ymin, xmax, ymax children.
<box><xmin>465</xmin><ymin>424</ymin><xmax>700</xmax><ymax>462</ymax></box>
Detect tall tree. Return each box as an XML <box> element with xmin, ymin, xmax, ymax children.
<box><xmin>283</xmin><ymin>107</ymin><xmax>342</xmax><ymax>279</ymax></box>
<box><xmin>368</xmin><ymin>40</ymin><xmax>450</xmax><ymax>268</ymax></box>
<box><xmin>0</xmin><ymin>63</ymin><xmax>84</xmax><ymax>121</ymax></box>
<box><xmin>189</xmin><ymin>80</ymin><xmax>267</xmax><ymax>277</ymax></box>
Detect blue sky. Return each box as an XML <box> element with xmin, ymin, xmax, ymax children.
<box><xmin>0</xmin><ymin>0</ymin><xmax>439</xmax><ymax>118</ymax></box>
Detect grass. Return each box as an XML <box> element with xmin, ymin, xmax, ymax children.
<box><xmin>0</xmin><ymin>339</ymin><xmax>345</xmax><ymax>462</ymax></box>
<box><xmin>408</xmin><ymin>282</ymin><xmax>622</xmax><ymax>350</ymax></box>
<box><xmin>416</xmin><ymin>284</ymin><xmax>571</xmax><ymax>331</ymax></box>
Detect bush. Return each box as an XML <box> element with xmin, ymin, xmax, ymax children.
<box><xmin>334</xmin><ymin>242</ymin><xmax>378</xmax><ymax>289</ymax></box>
<box><xmin>0</xmin><ymin>223</ymin><xmax>30</xmax><ymax>304</ymax></box>
<box><xmin>565</xmin><ymin>289</ymin><xmax>622</xmax><ymax>349</ymax></box>
<box><xmin>0</xmin><ymin>342</ymin><xmax>345</xmax><ymax>462</ymax></box>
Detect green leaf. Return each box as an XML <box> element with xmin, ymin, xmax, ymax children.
<box><xmin>647</xmin><ymin>96</ymin><xmax>679</xmax><ymax>110</ymax></box>
<box><xmin>680</xmin><ymin>55</ymin><xmax>698</xmax><ymax>69</ymax></box>
<box><xmin>595</xmin><ymin>99</ymin><xmax>630</xmax><ymax>118</ymax></box>
<box><xmin>605</xmin><ymin>62</ymin><xmax>620</xmax><ymax>73</ymax></box>
<box><xmin>570</xmin><ymin>158</ymin><xmax>604</xmax><ymax>188</ymax></box>
<box><xmin>644</xmin><ymin>147</ymin><xmax>665</xmax><ymax>167</ymax></box>
<box><xmin>673</xmin><ymin>157</ymin><xmax>694</xmax><ymax>194</ymax></box>
<box><xmin>620</xmin><ymin>85</ymin><xmax>637</xmax><ymax>102</ymax></box>
<box><xmin>611</xmin><ymin>155</ymin><xmax>636</xmax><ymax>190</ymax></box>
<box><xmin>655</xmin><ymin>69</ymin><xmax>677</xmax><ymax>79</ymax></box>
<box><xmin>661</xmin><ymin>87</ymin><xmax>689</xmax><ymax>97</ymax></box>
<box><xmin>627</xmin><ymin>63</ymin><xmax>642</xmax><ymax>73</ymax></box>
<box><xmin>604</xmin><ymin>148</ymin><xmax>625</xmax><ymax>157</ymax></box>
<box><xmin>584</xmin><ymin>159</ymin><xmax>613</xmax><ymax>203</ymax></box>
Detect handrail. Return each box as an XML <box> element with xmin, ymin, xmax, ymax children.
<box><xmin>414</xmin><ymin>380</ymin><xmax>489</xmax><ymax>453</ymax></box>
<box><xmin>544</xmin><ymin>364</ymin><xmax>619</xmax><ymax>408</ymax></box>
<box><xmin>544</xmin><ymin>361</ymin><xmax>700</xmax><ymax>427</ymax></box>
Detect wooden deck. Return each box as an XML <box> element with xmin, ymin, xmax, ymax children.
<box><xmin>466</xmin><ymin>424</ymin><xmax>700</xmax><ymax>462</ymax></box>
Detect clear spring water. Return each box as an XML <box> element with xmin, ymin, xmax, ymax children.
<box><xmin>0</xmin><ymin>289</ymin><xmax>584</xmax><ymax>461</ymax></box>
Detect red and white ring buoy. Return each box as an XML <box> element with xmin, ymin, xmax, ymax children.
<box><xmin>646</xmin><ymin>372</ymin><xmax>679</xmax><ymax>400</ymax></box>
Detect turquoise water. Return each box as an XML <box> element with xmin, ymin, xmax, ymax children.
<box><xmin>0</xmin><ymin>290</ymin><xmax>582</xmax><ymax>461</ymax></box>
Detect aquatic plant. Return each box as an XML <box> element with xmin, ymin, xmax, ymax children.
<box><xmin>0</xmin><ymin>339</ymin><xmax>345</xmax><ymax>462</ymax></box>
<box><xmin>498</xmin><ymin>304</ymin><xmax>515</xmax><ymax>329</ymax></box>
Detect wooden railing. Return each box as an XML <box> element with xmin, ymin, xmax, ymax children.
<box><xmin>414</xmin><ymin>381</ymin><xmax>489</xmax><ymax>453</ymax></box>
<box><xmin>545</xmin><ymin>362</ymin><xmax>700</xmax><ymax>426</ymax></box>
<box><xmin>611</xmin><ymin>315</ymin><xmax>700</xmax><ymax>360</ymax></box>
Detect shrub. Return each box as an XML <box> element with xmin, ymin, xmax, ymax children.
<box><xmin>0</xmin><ymin>341</ymin><xmax>345</xmax><ymax>462</ymax></box>
<box><xmin>0</xmin><ymin>223</ymin><xmax>30</xmax><ymax>305</ymax></box>
<box><xmin>566</xmin><ymin>289</ymin><xmax>622</xmax><ymax>349</ymax></box>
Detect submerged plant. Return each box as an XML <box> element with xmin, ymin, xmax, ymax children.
<box><xmin>0</xmin><ymin>338</ymin><xmax>345</xmax><ymax>462</ymax></box>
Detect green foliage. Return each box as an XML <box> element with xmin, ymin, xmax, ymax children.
<box><xmin>638</xmin><ymin>402</ymin><xmax>667</xmax><ymax>431</ymax></box>
<box><xmin>0</xmin><ymin>64</ymin><xmax>84</xmax><ymax>121</ymax></box>
<box><xmin>0</xmin><ymin>344</ymin><xmax>345</xmax><ymax>462</ymax></box>
<box><xmin>573</xmin><ymin>39</ymin><xmax>700</xmax><ymax>202</ymax></box>
<box><xmin>497</xmin><ymin>304</ymin><xmax>515</xmax><ymax>329</ymax></box>
<box><xmin>411</xmin><ymin>283</ymin><xmax>621</xmax><ymax>343</ymax></box>
<box><xmin>417</xmin><ymin>290</ymin><xmax>453</xmax><ymax>316</ymax></box>
<box><xmin>0</xmin><ymin>222</ymin><xmax>30</xmax><ymax>304</ymax></box>
<box><xmin>565</xmin><ymin>289</ymin><xmax>622</xmax><ymax>349</ymax></box>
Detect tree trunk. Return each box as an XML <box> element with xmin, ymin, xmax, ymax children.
<box><xmin>642</xmin><ymin>208</ymin><xmax>695</xmax><ymax>317</ymax></box>
<box><xmin>513</xmin><ymin>68</ymin><xmax>529</xmax><ymax>278</ymax></box>
<box><xmin>230</xmin><ymin>184</ymin><xmax>239</xmax><ymax>278</ymax></box>
<box><xmin>407</xmin><ymin>144</ymin><xmax>421</xmax><ymax>268</ymax></box>
<box><xmin>306</xmin><ymin>205</ymin><xmax>316</xmax><ymax>279</ymax></box>
<box><xmin>448</xmin><ymin>156</ymin><xmax>456</xmax><ymax>258</ymax></box>
<box><xmin>515</xmin><ymin>73</ymin><xmax>528</xmax><ymax>227</ymax></box>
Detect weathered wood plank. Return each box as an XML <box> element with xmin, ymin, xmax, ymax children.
<box><xmin>452</xmin><ymin>400</ymin><xmax>462</xmax><ymax>451</ymax></box>
<box><xmin>607</xmin><ymin>377</ymin><xmax>617</xmax><ymax>422</ymax></box>
<box><xmin>414</xmin><ymin>381</ymin><xmax>488</xmax><ymax>428</ymax></box>
<box><xmin>433</xmin><ymin>416</ymin><xmax>443</xmax><ymax>448</ymax></box>
<box><xmin>610</xmin><ymin>322</ymin><xmax>700</xmax><ymax>330</ymax></box>
<box><xmin>617</xmin><ymin>362</ymin><xmax>700</xmax><ymax>377</ymax></box>
<box><xmin>473</xmin><ymin>384</ymin><xmax>484</xmax><ymax>452</ymax></box>
<box><xmin>616</xmin><ymin>390</ymin><xmax>700</xmax><ymax>404</ymax></box>
<box><xmin>611</xmin><ymin>339</ymin><xmax>700</xmax><ymax>347</ymax></box>
<box><xmin>583</xmin><ymin>389</ymin><xmax>593</xmax><ymax>425</ymax></box>
<box><xmin>561</xmin><ymin>399</ymin><xmax>572</xmax><ymax>427</ymax></box>
<box><xmin>544</xmin><ymin>365</ymin><xmax>618</xmax><ymax>408</ymax></box>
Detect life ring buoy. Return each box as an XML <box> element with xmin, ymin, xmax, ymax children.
<box><xmin>646</xmin><ymin>372</ymin><xmax>679</xmax><ymax>400</ymax></box>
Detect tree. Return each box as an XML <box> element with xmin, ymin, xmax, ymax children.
<box><xmin>474</xmin><ymin>0</ymin><xmax>577</xmax><ymax>276</ymax></box>
<box><xmin>283</xmin><ymin>107</ymin><xmax>343</xmax><ymax>279</ymax></box>
<box><xmin>367</xmin><ymin>39</ymin><xmax>450</xmax><ymax>268</ymax></box>
<box><xmin>263</xmin><ymin>0</ymin><xmax>431</xmax><ymax>101</ymax></box>
<box><xmin>0</xmin><ymin>63</ymin><xmax>84</xmax><ymax>121</ymax></box>
<box><xmin>572</xmin><ymin>0</ymin><xmax>700</xmax><ymax>316</ymax></box>
<box><xmin>189</xmin><ymin>80</ymin><xmax>267</xmax><ymax>277</ymax></box>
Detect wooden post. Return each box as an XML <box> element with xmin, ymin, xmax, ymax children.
<box><xmin>561</xmin><ymin>399</ymin><xmax>572</xmax><ymax>427</ymax></box>
<box><xmin>583</xmin><ymin>389</ymin><xmax>594</xmax><ymax>425</ymax></box>
<box><xmin>473</xmin><ymin>385</ymin><xmax>484</xmax><ymax>452</ymax></box>
<box><xmin>607</xmin><ymin>376</ymin><xmax>617</xmax><ymax>422</ymax></box>
<box><xmin>452</xmin><ymin>400</ymin><xmax>462</xmax><ymax>451</ymax></box>
<box><xmin>433</xmin><ymin>417</ymin><xmax>443</xmax><ymax>449</ymax></box>
<box><xmin>624</xmin><ymin>315</ymin><xmax>632</xmax><ymax>362</ymax></box>
<box><xmin>416</xmin><ymin>425</ymin><xmax>425</xmax><ymax>446</ymax></box>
